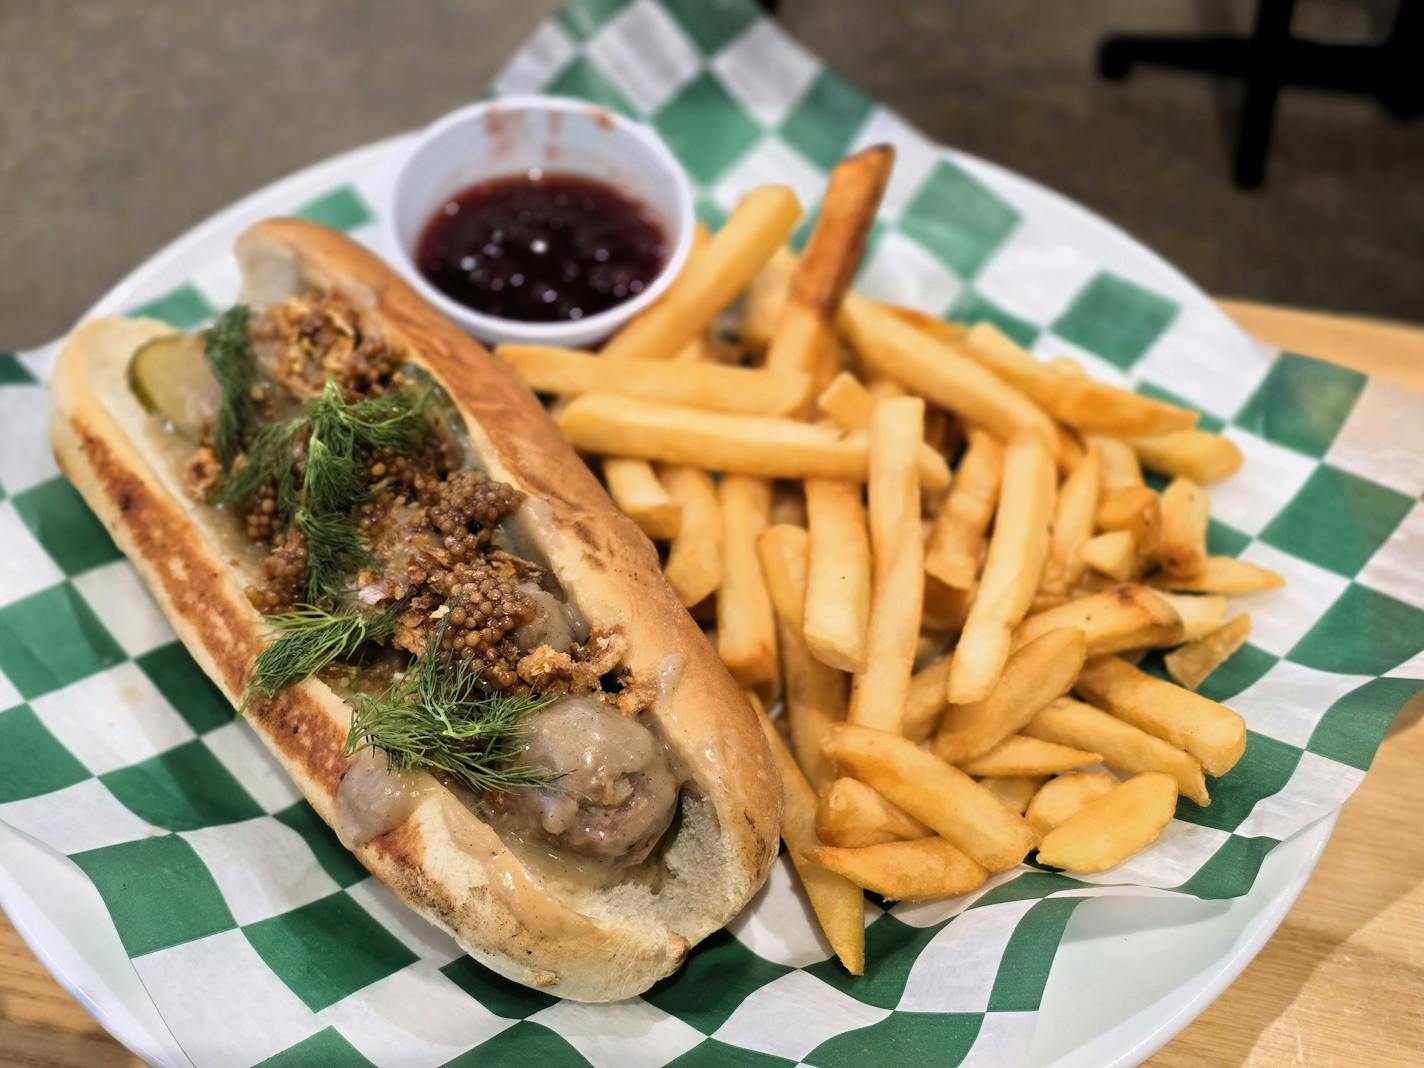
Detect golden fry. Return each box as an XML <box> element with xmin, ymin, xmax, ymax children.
<box><xmin>963</xmin><ymin>323</ymin><xmax>1197</xmax><ymax>438</ymax></box>
<box><xmin>1025</xmin><ymin>698</ymin><xmax>1209</xmax><ymax>805</ymax></box>
<box><xmin>741</xmin><ymin>246</ymin><xmax>798</xmax><ymax>356</ymax></box>
<box><xmin>803</xmin><ymin>479</ymin><xmax>871</xmax><ymax>672</ymax></box>
<box><xmin>1165</xmin><ymin>615</ymin><xmax>1252</xmax><ymax>691</ymax></box>
<box><xmin>1012</xmin><ymin>585</ymin><xmax>1184</xmax><ymax>656</ymax></box>
<box><xmin>848</xmin><ymin>398</ymin><xmax>925</xmax><ymax>733</ymax></box>
<box><xmin>1078</xmin><ymin>530</ymin><xmax>1144</xmax><ymax>582</ymax></box>
<box><xmin>558</xmin><ymin>394</ymin><xmax>947</xmax><ymax>491</ymax></box>
<box><xmin>495</xmin><ymin>344</ymin><xmax>813</xmax><ymax>415</ymax></box>
<box><xmin>808</xmin><ymin>837</ymin><xmax>987</xmax><ymax>901</ymax></box>
<box><xmin>659</xmin><ymin>464</ymin><xmax>721</xmax><ymax>606</ymax></box>
<box><xmin>1156</xmin><ymin>477</ymin><xmax>1208</xmax><ymax>578</ymax></box>
<box><xmin>1133</xmin><ymin>430</ymin><xmax>1243</xmax><ymax>483</ymax></box>
<box><xmin>815</xmin><ymin>372</ymin><xmax>952</xmax><ymax>488</ymax></box>
<box><xmin>717</xmin><ymin>476</ymin><xmax>777</xmax><ymax>690</ymax></box>
<box><xmin>1147</xmin><ymin>555</ymin><xmax>1284</xmax><ymax>594</ymax></box>
<box><xmin>1150</xmin><ymin>591</ymin><xmax>1228</xmax><ymax>642</ymax></box>
<box><xmin>603</xmin><ymin>185</ymin><xmax>800</xmax><ymax>360</ymax></box>
<box><xmin>603</xmin><ymin>457</ymin><xmax>680</xmax><ymax>540</ymax></box>
<box><xmin>1075</xmin><ymin>656</ymin><xmax>1246</xmax><ymax>776</ymax></box>
<box><xmin>948</xmin><ymin>433</ymin><xmax>1056</xmax><ymax>703</ymax></box>
<box><xmin>958</xmin><ymin>734</ymin><xmax>1103</xmax><ymax>778</ymax></box>
<box><xmin>935</xmin><ymin>628</ymin><xmax>1086</xmax><ymax>763</ymax></box>
<box><xmin>1096</xmin><ymin>485</ymin><xmax>1161</xmax><ymax>554</ymax></box>
<box><xmin>1024</xmin><ymin>771</ymin><xmax>1118</xmax><ymax>837</ymax></box>
<box><xmin>767</xmin><ymin>145</ymin><xmax>893</xmax><ymax>383</ymax></box>
<box><xmin>904</xmin><ymin>655</ymin><xmax>953</xmax><ymax>744</ymax></box>
<box><xmin>925</xmin><ymin>428</ymin><xmax>1004</xmax><ymax>590</ymax></box>
<box><xmin>823</xmin><ymin>723</ymin><xmax>1037</xmax><ymax>871</ymax></box>
<box><xmin>1041</xmin><ymin>443</ymin><xmax>1102</xmax><ymax>595</ymax></box>
<box><xmin>978</xmin><ymin>775</ymin><xmax>1048</xmax><ymax>816</ymax></box>
<box><xmin>758</xmin><ymin>524</ymin><xmax>848</xmax><ymax>794</ymax></box>
<box><xmin>1036</xmin><ymin>772</ymin><xmax>1179</xmax><ymax>873</ymax></box>
<box><xmin>922</xmin><ymin>576</ymin><xmax>973</xmax><ymax>635</ymax></box>
<box><xmin>839</xmin><ymin>293</ymin><xmax>1060</xmax><ymax>454</ymax></box>
<box><xmin>815</xmin><ymin>777</ymin><xmax>930</xmax><ymax>848</ymax></box>
<box><xmin>1091</xmin><ymin>435</ymin><xmax>1145</xmax><ymax>488</ymax></box>
<box><xmin>751</xmin><ymin>700</ymin><xmax>865</xmax><ymax>974</ymax></box>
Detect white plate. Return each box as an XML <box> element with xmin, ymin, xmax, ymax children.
<box><xmin>2</xmin><ymin>136</ymin><xmax>1335</xmax><ymax>1067</ymax></box>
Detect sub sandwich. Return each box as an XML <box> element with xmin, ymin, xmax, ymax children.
<box><xmin>49</xmin><ymin>218</ymin><xmax>781</xmax><ymax>1001</ymax></box>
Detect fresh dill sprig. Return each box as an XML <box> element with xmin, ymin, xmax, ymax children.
<box><xmin>204</xmin><ymin>306</ymin><xmax>259</xmax><ymax>467</ymax></box>
<box><xmin>210</xmin><ymin>374</ymin><xmax>431</xmax><ymax>603</ymax></box>
<box><xmin>243</xmin><ymin>600</ymin><xmax>403</xmax><ymax>708</ymax></box>
<box><xmin>344</xmin><ymin>615</ymin><xmax>558</xmax><ymax>794</ymax></box>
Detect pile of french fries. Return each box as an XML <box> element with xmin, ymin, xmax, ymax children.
<box><xmin>493</xmin><ymin>145</ymin><xmax>1284</xmax><ymax>975</ymax></box>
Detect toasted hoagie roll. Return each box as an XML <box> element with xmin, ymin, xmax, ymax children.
<box><xmin>49</xmin><ymin>219</ymin><xmax>780</xmax><ymax>1002</ymax></box>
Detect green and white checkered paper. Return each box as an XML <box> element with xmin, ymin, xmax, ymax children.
<box><xmin>3</xmin><ymin>2</ymin><xmax>1422</xmax><ymax>1064</ymax></box>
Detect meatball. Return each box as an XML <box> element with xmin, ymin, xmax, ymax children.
<box><xmin>499</xmin><ymin>697</ymin><xmax>678</xmax><ymax>865</ymax></box>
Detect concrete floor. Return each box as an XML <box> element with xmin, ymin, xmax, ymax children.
<box><xmin>3</xmin><ymin>1</ymin><xmax>1420</xmax><ymax>349</ymax></box>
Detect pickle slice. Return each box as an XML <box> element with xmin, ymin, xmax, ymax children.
<box><xmin>128</xmin><ymin>332</ymin><xmax>221</xmax><ymax>441</ymax></box>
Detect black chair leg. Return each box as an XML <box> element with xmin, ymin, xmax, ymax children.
<box><xmin>1234</xmin><ymin>0</ymin><xmax>1294</xmax><ymax>188</ymax></box>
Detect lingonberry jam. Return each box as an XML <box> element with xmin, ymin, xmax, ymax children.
<box><xmin>415</xmin><ymin>171</ymin><xmax>667</xmax><ymax>323</ymax></box>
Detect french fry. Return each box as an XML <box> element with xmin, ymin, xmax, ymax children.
<box><xmin>602</xmin><ymin>185</ymin><xmax>801</xmax><ymax>360</ymax></box>
<box><xmin>823</xmin><ymin>723</ymin><xmax>1037</xmax><ymax>871</ymax></box>
<box><xmin>978</xmin><ymin>775</ymin><xmax>1047</xmax><ymax>816</ymax></box>
<box><xmin>904</xmin><ymin>655</ymin><xmax>952</xmax><ymax>744</ymax></box>
<box><xmin>1150</xmin><ymin>591</ymin><xmax>1228</xmax><ymax>641</ymax></box>
<box><xmin>848</xmin><ymin>398</ymin><xmax>925</xmax><ymax>733</ymax></box>
<box><xmin>495</xmin><ymin>345</ymin><xmax>813</xmax><ymax>415</ymax></box>
<box><xmin>958</xmin><ymin>735</ymin><xmax>1103</xmax><ymax>778</ymax></box>
<box><xmin>962</xmin><ymin>323</ymin><xmax>1197</xmax><ymax>438</ymax></box>
<box><xmin>751</xmin><ymin>700</ymin><xmax>865</xmax><ymax>974</ymax></box>
<box><xmin>1025</xmin><ymin>698</ymin><xmax>1209</xmax><ymax>805</ymax></box>
<box><xmin>1024</xmin><ymin>771</ymin><xmax>1118</xmax><ymax>837</ymax></box>
<box><xmin>815</xmin><ymin>372</ymin><xmax>952</xmax><ymax>487</ymax></box>
<box><xmin>839</xmin><ymin>293</ymin><xmax>1061</xmax><ymax>455</ymax></box>
<box><xmin>1078</xmin><ymin>530</ymin><xmax>1144</xmax><ymax>582</ymax></box>
<box><xmin>1147</xmin><ymin>556</ymin><xmax>1284</xmax><ymax>594</ymax></box>
<box><xmin>935</xmin><ymin>628</ymin><xmax>1086</xmax><ymax>763</ymax></box>
<box><xmin>603</xmin><ymin>457</ymin><xmax>680</xmax><ymax>540</ymax></box>
<box><xmin>1165</xmin><ymin>615</ymin><xmax>1252</xmax><ymax>691</ymax></box>
<box><xmin>1036</xmin><ymin>772</ymin><xmax>1179</xmax><ymax>873</ymax></box>
<box><xmin>767</xmin><ymin>145</ymin><xmax>893</xmax><ymax>384</ymax></box>
<box><xmin>881</xmin><ymin>302</ymin><xmax>969</xmax><ymax>344</ymax></box>
<box><xmin>1095</xmin><ymin>485</ymin><xmax>1161</xmax><ymax>554</ymax></box>
<box><xmin>1012</xmin><ymin>585</ymin><xmax>1184</xmax><ymax>656</ymax></box>
<box><xmin>815</xmin><ymin>777</ymin><xmax>930</xmax><ymax>847</ymax></box>
<box><xmin>1092</xmin><ymin>435</ymin><xmax>1145</xmax><ymax>488</ymax></box>
<box><xmin>717</xmin><ymin>476</ymin><xmax>777</xmax><ymax>690</ymax></box>
<box><xmin>659</xmin><ymin>464</ymin><xmax>721</xmax><ymax>606</ymax></box>
<box><xmin>558</xmin><ymin>394</ymin><xmax>948</xmax><ymax>490</ymax></box>
<box><xmin>922</xmin><ymin>576</ymin><xmax>973</xmax><ymax>635</ymax></box>
<box><xmin>808</xmin><ymin>837</ymin><xmax>988</xmax><ymax>901</ymax></box>
<box><xmin>815</xmin><ymin>370</ymin><xmax>877</xmax><ymax>427</ymax></box>
<box><xmin>948</xmin><ymin>434</ymin><xmax>1056</xmax><ymax>703</ymax></box>
<box><xmin>1048</xmin><ymin>355</ymin><xmax>1086</xmax><ymax>377</ymax></box>
<box><xmin>803</xmin><ymin>479</ymin><xmax>871</xmax><ymax>672</ymax></box>
<box><xmin>1075</xmin><ymin>656</ymin><xmax>1247</xmax><ymax>776</ymax></box>
<box><xmin>741</xmin><ymin>246</ymin><xmax>798</xmax><ymax>356</ymax></box>
<box><xmin>925</xmin><ymin>428</ymin><xmax>1004</xmax><ymax>590</ymax></box>
<box><xmin>1156</xmin><ymin>477</ymin><xmax>1208</xmax><ymax>578</ymax></box>
<box><xmin>1040</xmin><ymin>443</ymin><xmax>1102</xmax><ymax>595</ymax></box>
<box><xmin>1133</xmin><ymin>430</ymin><xmax>1244</xmax><ymax>484</ymax></box>
<box><xmin>757</xmin><ymin>524</ymin><xmax>848</xmax><ymax>794</ymax></box>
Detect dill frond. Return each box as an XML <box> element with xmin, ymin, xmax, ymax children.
<box><xmin>343</xmin><ymin>615</ymin><xmax>557</xmax><ymax>795</ymax></box>
<box><xmin>243</xmin><ymin>600</ymin><xmax>402</xmax><ymax>707</ymax></box>
<box><xmin>203</xmin><ymin>306</ymin><xmax>260</xmax><ymax>467</ymax></box>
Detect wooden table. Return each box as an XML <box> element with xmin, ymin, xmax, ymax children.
<box><xmin>3</xmin><ymin>301</ymin><xmax>1421</xmax><ymax>1067</ymax></box>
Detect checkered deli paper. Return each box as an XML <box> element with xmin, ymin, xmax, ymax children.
<box><xmin>3</xmin><ymin>2</ymin><xmax>1422</xmax><ymax>1064</ymax></box>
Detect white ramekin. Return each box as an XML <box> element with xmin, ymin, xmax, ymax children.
<box><xmin>384</xmin><ymin>96</ymin><xmax>695</xmax><ymax>349</ymax></box>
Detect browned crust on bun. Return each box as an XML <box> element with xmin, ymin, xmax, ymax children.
<box><xmin>49</xmin><ymin>219</ymin><xmax>780</xmax><ymax>1001</ymax></box>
